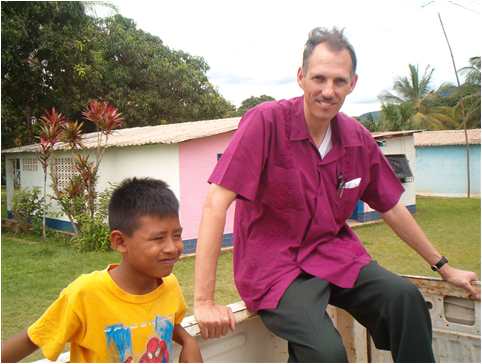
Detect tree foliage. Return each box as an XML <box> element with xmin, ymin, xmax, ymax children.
<box><xmin>237</xmin><ymin>95</ymin><xmax>275</xmax><ymax>116</ymax></box>
<box><xmin>379</xmin><ymin>64</ymin><xmax>461</xmax><ymax>131</ymax></box>
<box><xmin>1</xmin><ymin>2</ymin><xmax>235</xmax><ymax>148</ymax></box>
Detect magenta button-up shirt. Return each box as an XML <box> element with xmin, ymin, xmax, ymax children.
<box><xmin>209</xmin><ymin>96</ymin><xmax>404</xmax><ymax>312</ymax></box>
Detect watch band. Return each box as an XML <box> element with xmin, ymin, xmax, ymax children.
<box><xmin>431</xmin><ymin>256</ymin><xmax>448</xmax><ymax>271</ymax></box>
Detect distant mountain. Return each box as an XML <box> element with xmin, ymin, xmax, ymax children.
<box><xmin>356</xmin><ymin>110</ymin><xmax>381</xmax><ymax>132</ymax></box>
<box><xmin>357</xmin><ymin>110</ymin><xmax>381</xmax><ymax>121</ymax></box>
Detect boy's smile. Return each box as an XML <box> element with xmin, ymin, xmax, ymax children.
<box><xmin>110</xmin><ymin>214</ymin><xmax>184</xmax><ymax>294</ymax></box>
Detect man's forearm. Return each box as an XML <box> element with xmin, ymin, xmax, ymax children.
<box><xmin>381</xmin><ymin>201</ymin><xmax>442</xmax><ymax>266</ymax></box>
<box><xmin>194</xmin><ymin>183</ymin><xmax>236</xmax><ymax>304</ymax></box>
<box><xmin>194</xmin><ymin>203</ymin><xmax>227</xmax><ymax>303</ymax></box>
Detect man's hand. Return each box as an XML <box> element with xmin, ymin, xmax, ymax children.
<box><xmin>439</xmin><ymin>265</ymin><xmax>480</xmax><ymax>300</ymax></box>
<box><xmin>194</xmin><ymin>301</ymin><xmax>236</xmax><ymax>339</ymax></box>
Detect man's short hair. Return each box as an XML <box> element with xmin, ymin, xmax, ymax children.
<box><xmin>302</xmin><ymin>27</ymin><xmax>357</xmax><ymax>74</ymax></box>
<box><xmin>108</xmin><ymin>177</ymin><xmax>179</xmax><ymax>236</ymax></box>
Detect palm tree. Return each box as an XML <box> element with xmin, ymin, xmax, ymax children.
<box><xmin>456</xmin><ymin>57</ymin><xmax>481</xmax><ymax>129</ymax></box>
<box><xmin>379</xmin><ymin>64</ymin><xmax>455</xmax><ymax>130</ymax></box>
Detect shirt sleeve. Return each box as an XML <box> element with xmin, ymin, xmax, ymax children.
<box><xmin>208</xmin><ymin>107</ymin><xmax>269</xmax><ymax>201</ymax></box>
<box><xmin>27</xmin><ymin>287</ymin><xmax>81</xmax><ymax>361</ymax></box>
<box><xmin>360</xmin><ymin>136</ymin><xmax>405</xmax><ymax>213</ymax></box>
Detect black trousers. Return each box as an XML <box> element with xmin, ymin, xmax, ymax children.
<box><xmin>259</xmin><ymin>261</ymin><xmax>435</xmax><ymax>363</ymax></box>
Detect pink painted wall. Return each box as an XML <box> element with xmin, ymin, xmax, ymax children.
<box><xmin>179</xmin><ymin>132</ymin><xmax>235</xmax><ymax>240</ymax></box>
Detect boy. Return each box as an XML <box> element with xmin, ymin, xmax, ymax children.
<box><xmin>1</xmin><ymin>178</ymin><xmax>202</xmax><ymax>363</ymax></box>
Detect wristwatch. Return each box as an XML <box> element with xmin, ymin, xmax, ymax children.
<box><xmin>431</xmin><ymin>256</ymin><xmax>448</xmax><ymax>272</ymax></box>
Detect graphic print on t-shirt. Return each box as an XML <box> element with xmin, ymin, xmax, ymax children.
<box><xmin>105</xmin><ymin>315</ymin><xmax>174</xmax><ymax>363</ymax></box>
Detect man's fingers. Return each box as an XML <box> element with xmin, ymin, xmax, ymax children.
<box><xmin>195</xmin><ymin>304</ymin><xmax>235</xmax><ymax>339</ymax></box>
<box><xmin>466</xmin><ymin>281</ymin><xmax>481</xmax><ymax>300</ymax></box>
<box><xmin>199</xmin><ymin>323</ymin><xmax>210</xmax><ymax>340</ymax></box>
<box><xmin>228</xmin><ymin>307</ymin><xmax>236</xmax><ymax>331</ymax></box>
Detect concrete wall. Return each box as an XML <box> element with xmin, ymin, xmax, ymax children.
<box><xmin>179</xmin><ymin>132</ymin><xmax>235</xmax><ymax>240</ymax></box>
<box><xmin>98</xmin><ymin>144</ymin><xmax>180</xmax><ymax>197</ymax></box>
<box><xmin>5</xmin><ymin>153</ymin><xmax>47</xmax><ymax>212</ymax></box>
<box><xmin>416</xmin><ymin>145</ymin><xmax>481</xmax><ymax>196</ymax></box>
<box><xmin>4</xmin><ymin>144</ymin><xmax>181</xmax><ymax>226</ymax></box>
<box><xmin>353</xmin><ymin>135</ymin><xmax>417</xmax><ymax>221</ymax></box>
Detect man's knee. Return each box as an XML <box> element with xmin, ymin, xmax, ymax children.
<box><xmin>292</xmin><ymin>341</ymin><xmax>348</xmax><ymax>363</ymax></box>
<box><xmin>383</xmin><ymin>277</ymin><xmax>424</xmax><ymax>304</ymax></box>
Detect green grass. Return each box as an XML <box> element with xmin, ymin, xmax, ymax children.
<box><xmin>357</xmin><ymin>196</ymin><xmax>480</xmax><ymax>277</ymax></box>
<box><xmin>1</xmin><ymin>196</ymin><xmax>479</xmax><ymax>361</ymax></box>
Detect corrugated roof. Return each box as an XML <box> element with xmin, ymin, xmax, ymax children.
<box><xmin>2</xmin><ymin>117</ymin><xmax>241</xmax><ymax>154</ymax></box>
<box><xmin>2</xmin><ymin>117</ymin><xmax>436</xmax><ymax>154</ymax></box>
<box><xmin>414</xmin><ymin>129</ymin><xmax>481</xmax><ymax>146</ymax></box>
<box><xmin>372</xmin><ymin>130</ymin><xmax>421</xmax><ymax>139</ymax></box>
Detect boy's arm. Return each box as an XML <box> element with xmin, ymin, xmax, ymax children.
<box><xmin>1</xmin><ymin>330</ymin><xmax>38</xmax><ymax>363</ymax></box>
<box><xmin>173</xmin><ymin>324</ymin><xmax>203</xmax><ymax>363</ymax></box>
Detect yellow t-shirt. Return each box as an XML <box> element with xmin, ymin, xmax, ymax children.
<box><xmin>27</xmin><ymin>265</ymin><xmax>186</xmax><ymax>362</ymax></box>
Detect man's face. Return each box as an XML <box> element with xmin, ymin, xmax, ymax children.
<box><xmin>123</xmin><ymin>215</ymin><xmax>184</xmax><ymax>279</ymax></box>
<box><xmin>297</xmin><ymin>42</ymin><xmax>357</xmax><ymax>124</ymax></box>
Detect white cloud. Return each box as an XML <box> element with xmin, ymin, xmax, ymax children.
<box><xmin>112</xmin><ymin>0</ymin><xmax>480</xmax><ymax>115</ymax></box>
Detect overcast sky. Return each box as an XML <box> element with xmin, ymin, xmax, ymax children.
<box><xmin>109</xmin><ymin>0</ymin><xmax>480</xmax><ymax>116</ymax></box>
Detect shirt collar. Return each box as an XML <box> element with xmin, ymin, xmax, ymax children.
<box><xmin>289</xmin><ymin>96</ymin><xmax>363</xmax><ymax>149</ymax></box>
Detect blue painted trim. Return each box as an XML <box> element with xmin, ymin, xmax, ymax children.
<box><xmin>354</xmin><ymin>204</ymin><xmax>416</xmax><ymax>222</ymax></box>
<box><xmin>350</xmin><ymin>200</ymin><xmax>364</xmax><ymax>220</ymax></box>
<box><xmin>5</xmin><ymin>212</ymin><xmax>76</xmax><ymax>233</ymax></box>
<box><xmin>182</xmin><ymin>233</ymin><xmax>233</xmax><ymax>254</ymax></box>
<box><xmin>45</xmin><ymin>218</ymin><xmax>76</xmax><ymax>233</ymax></box>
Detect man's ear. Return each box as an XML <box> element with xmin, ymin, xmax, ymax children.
<box><xmin>349</xmin><ymin>73</ymin><xmax>358</xmax><ymax>93</ymax></box>
<box><xmin>297</xmin><ymin>67</ymin><xmax>305</xmax><ymax>88</ymax></box>
<box><xmin>110</xmin><ymin>230</ymin><xmax>128</xmax><ymax>253</ymax></box>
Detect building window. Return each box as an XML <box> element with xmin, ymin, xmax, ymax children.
<box><xmin>385</xmin><ymin>154</ymin><xmax>414</xmax><ymax>183</ymax></box>
<box><xmin>22</xmin><ymin>158</ymin><xmax>38</xmax><ymax>172</ymax></box>
<box><xmin>51</xmin><ymin>157</ymin><xmax>76</xmax><ymax>190</ymax></box>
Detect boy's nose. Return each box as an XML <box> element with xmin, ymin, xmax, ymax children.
<box><xmin>162</xmin><ymin>238</ymin><xmax>180</xmax><ymax>255</ymax></box>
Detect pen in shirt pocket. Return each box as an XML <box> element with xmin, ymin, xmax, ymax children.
<box><xmin>337</xmin><ymin>172</ymin><xmax>345</xmax><ymax>198</ymax></box>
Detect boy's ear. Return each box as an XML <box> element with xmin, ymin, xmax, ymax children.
<box><xmin>110</xmin><ymin>230</ymin><xmax>128</xmax><ymax>253</ymax></box>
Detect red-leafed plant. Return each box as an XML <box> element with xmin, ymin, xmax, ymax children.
<box><xmin>37</xmin><ymin>100</ymin><xmax>123</xmax><ymax>249</ymax></box>
<box><xmin>38</xmin><ymin>108</ymin><xmax>66</xmax><ymax>239</ymax></box>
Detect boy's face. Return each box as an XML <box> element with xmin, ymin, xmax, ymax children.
<box><xmin>119</xmin><ymin>214</ymin><xmax>183</xmax><ymax>279</ymax></box>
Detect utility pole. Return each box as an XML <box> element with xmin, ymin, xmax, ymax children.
<box><xmin>437</xmin><ymin>12</ymin><xmax>471</xmax><ymax>198</ymax></box>
<box><xmin>422</xmin><ymin>0</ymin><xmax>473</xmax><ymax>198</ymax></box>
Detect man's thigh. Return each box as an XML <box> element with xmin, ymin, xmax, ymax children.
<box><xmin>329</xmin><ymin>260</ymin><xmax>430</xmax><ymax>349</ymax></box>
<box><xmin>259</xmin><ymin>273</ymin><xmax>347</xmax><ymax>362</ymax></box>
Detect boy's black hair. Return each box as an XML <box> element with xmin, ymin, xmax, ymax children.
<box><xmin>108</xmin><ymin>177</ymin><xmax>179</xmax><ymax>235</ymax></box>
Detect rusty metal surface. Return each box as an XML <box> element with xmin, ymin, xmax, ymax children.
<box><xmin>368</xmin><ymin>275</ymin><xmax>481</xmax><ymax>363</ymax></box>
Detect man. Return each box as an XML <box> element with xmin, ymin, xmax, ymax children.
<box><xmin>193</xmin><ymin>27</ymin><xmax>479</xmax><ymax>362</ymax></box>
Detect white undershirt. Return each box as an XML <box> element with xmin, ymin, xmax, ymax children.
<box><xmin>318</xmin><ymin>124</ymin><xmax>333</xmax><ymax>159</ymax></box>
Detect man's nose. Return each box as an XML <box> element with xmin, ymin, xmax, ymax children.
<box><xmin>321</xmin><ymin>82</ymin><xmax>335</xmax><ymax>99</ymax></box>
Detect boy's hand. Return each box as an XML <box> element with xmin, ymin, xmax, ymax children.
<box><xmin>179</xmin><ymin>336</ymin><xmax>203</xmax><ymax>363</ymax></box>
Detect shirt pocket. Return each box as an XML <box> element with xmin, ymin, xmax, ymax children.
<box><xmin>334</xmin><ymin>181</ymin><xmax>361</xmax><ymax>223</ymax></box>
<box><xmin>261</xmin><ymin>165</ymin><xmax>303</xmax><ymax>210</ymax></box>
